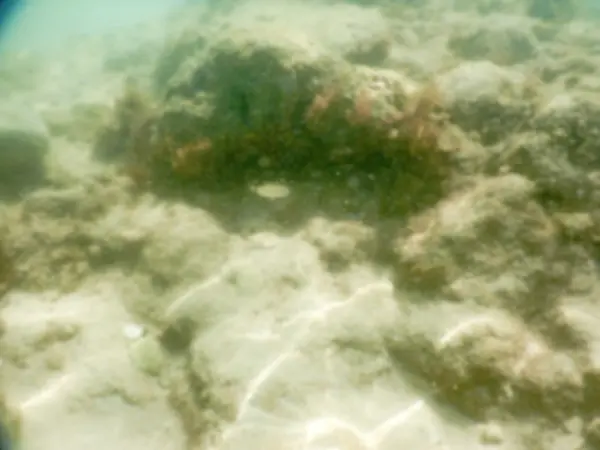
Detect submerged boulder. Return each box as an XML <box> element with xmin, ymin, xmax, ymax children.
<box><xmin>96</xmin><ymin>11</ymin><xmax>454</xmax><ymax>217</ymax></box>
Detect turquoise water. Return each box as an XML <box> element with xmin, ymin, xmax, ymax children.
<box><xmin>0</xmin><ymin>0</ymin><xmax>186</xmax><ymax>54</ymax></box>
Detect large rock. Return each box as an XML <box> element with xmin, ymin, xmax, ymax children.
<box><xmin>97</xmin><ymin>3</ymin><xmax>453</xmax><ymax>216</ymax></box>
<box><xmin>447</xmin><ymin>16</ymin><xmax>539</xmax><ymax>65</ymax></box>
<box><xmin>435</xmin><ymin>61</ymin><xmax>535</xmax><ymax>144</ymax></box>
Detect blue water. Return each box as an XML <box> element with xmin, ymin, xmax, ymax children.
<box><xmin>0</xmin><ymin>0</ymin><xmax>186</xmax><ymax>54</ymax></box>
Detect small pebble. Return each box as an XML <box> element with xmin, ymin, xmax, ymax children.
<box><xmin>123</xmin><ymin>323</ymin><xmax>144</xmax><ymax>340</ymax></box>
<box><xmin>252</xmin><ymin>182</ymin><xmax>290</xmax><ymax>199</ymax></box>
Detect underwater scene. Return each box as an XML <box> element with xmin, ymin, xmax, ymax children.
<box><xmin>2</xmin><ymin>0</ymin><xmax>600</xmax><ymax>449</ymax></box>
